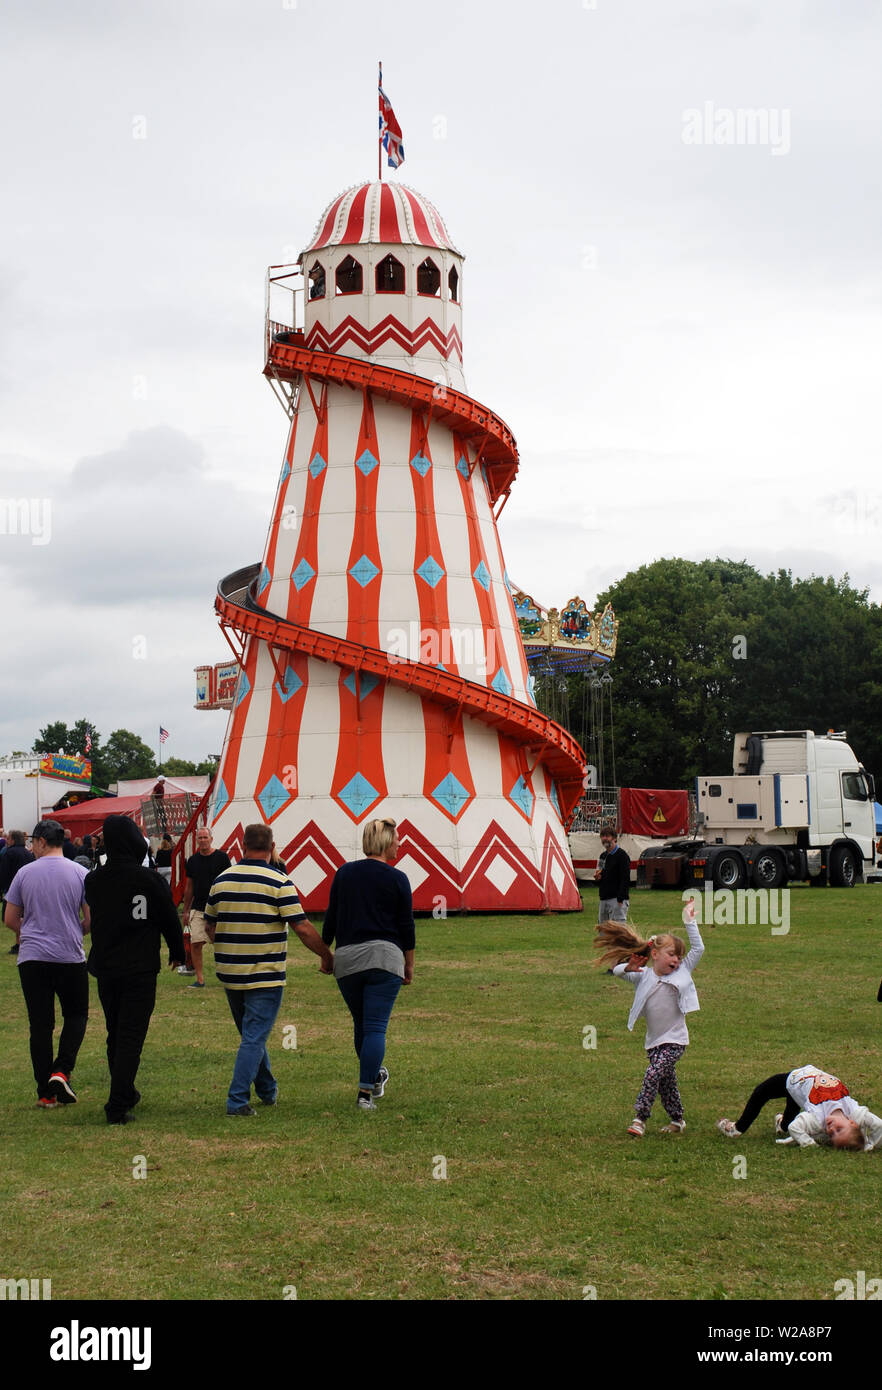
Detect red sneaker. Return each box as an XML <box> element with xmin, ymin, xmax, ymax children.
<box><xmin>37</xmin><ymin>1096</ymin><xmax>59</xmax><ymax>1109</ymax></box>
<box><xmin>48</xmin><ymin>1072</ymin><xmax>77</xmax><ymax>1104</ymax></box>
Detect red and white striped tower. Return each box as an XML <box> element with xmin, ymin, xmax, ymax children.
<box><xmin>210</xmin><ymin>181</ymin><xmax>586</xmax><ymax>910</ymax></box>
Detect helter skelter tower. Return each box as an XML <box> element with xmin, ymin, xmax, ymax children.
<box><xmin>210</xmin><ymin>180</ymin><xmax>587</xmax><ymax>911</ymax></box>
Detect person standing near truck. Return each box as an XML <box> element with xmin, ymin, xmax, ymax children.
<box><xmin>594</xmin><ymin>823</ymin><xmax>631</xmax><ymax>924</ymax></box>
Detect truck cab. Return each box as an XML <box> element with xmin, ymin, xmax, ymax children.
<box><xmin>692</xmin><ymin>730</ymin><xmax>875</xmax><ymax>888</ymax></box>
<box><xmin>642</xmin><ymin>730</ymin><xmax>876</xmax><ymax>890</ymax></box>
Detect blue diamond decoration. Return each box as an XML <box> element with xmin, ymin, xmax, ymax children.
<box><xmin>416</xmin><ymin>556</ymin><xmax>445</xmax><ymax>588</ymax></box>
<box><xmin>492</xmin><ymin>668</ymin><xmax>512</xmax><ymax>697</ymax></box>
<box><xmin>410</xmin><ymin>451</ymin><xmax>431</xmax><ymax>477</ymax></box>
<box><xmin>309</xmin><ymin>452</ymin><xmax>327</xmax><ymax>478</ymax></box>
<box><xmin>275</xmin><ymin>665</ymin><xmax>303</xmax><ymax>704</ymax></box>
<box><xmin>210</xmin><ymin>778</ymin><xmax>229</xmax><ymax>821</ymax></box>
<box><xmin>431</xmin><ymin>773</ymin><xmax>470</xmax><ymax>817</ymax></box>
<box><xmin>234</xmin><ymin>672</ymin><xmax>251</xmax><ymax>708</ymax></box>
<box><xmin>343</xmin><ymin>670</ymin><xmax>380</xmax><ymax>699</ymax></box>
<box><xmin>504</xmin><ymin>570</ymin><xmax>514</xmax><ymax>594</ymax></box>
<box><xmin>338</xmin><ymin>772</ymin><xmax>380</xmax><ymax>818</ymax></box>
<box><xmin>349</xmin><ymin>554</ymin><xmax>380</xmax><ymax>588</ymax></box>
<box><xmin>473</xmin><ymin>560</ymin><xmax>490</xmax><ymax>591</ymax></box>
<box><xmin>549</xmin><ymin>782</ymin><xmax>562</xmax><ymax>818</ymax></box>
<box><xmin>256</xmin><ymin>565</ymin><xmax>271</xmax><ymax>598</ymax></box>
<box><xmin>291</xmin><ymin>558</ymin><xmax>315</xmax><ymax>590</ymax></box>
<box><xmin>258</xmin><ymin>773</ymin><xmax>291</xmax><ymax>821</ymax></box>
<box><xmin>355</xmin><ymin>449</ymin><xmax>379</xmax><ymax>476</ymax></box>
<box><xmin>527</xmin><ymin>675</ymin><xmax>537</xmax><ymax>705</ymax></box>
<box><xmin>456</xmin><ymin>455</ymin><xmax>470</xmax><ymax>481</ymax></box>
<box><xmin>280</xmin><ymin>458</ymin><xmax>291</xmax><ymax>484</ymax></box>
<box><xmin>480</xmin><ymin>463</ymin><xmax>490</xmax><ymax>488</ymax></box>
<box><xmin>509</xmin><ymin>775</ymin><xmax>534</xmax><ymax>819</ymax></box>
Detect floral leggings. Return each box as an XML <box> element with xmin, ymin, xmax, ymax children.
<box><xmin>635</xmin><ymin>1044</ymin><xmax>686</xmax><ymax>1122</ymax></box>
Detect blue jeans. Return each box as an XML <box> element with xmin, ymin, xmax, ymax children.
<box><xmin>224</xmin><ymin>987</ymin><xmax>283</xmax><ymax>1111</ymax></box>
<box><xmin>336</xmin><ymin>968</ymin><xmax>402</xmax><ymax>1090</ymax></box>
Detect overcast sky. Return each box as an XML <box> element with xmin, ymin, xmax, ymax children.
<box><xmin>2</xmin><ymin>0</ymin><xmax>880</xmax><ymax>764</ymax></box>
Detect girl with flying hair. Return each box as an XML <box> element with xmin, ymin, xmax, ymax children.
<box><xmin>594</xmin><ymin>899</ymin><xmax>704</xmax><ymax>1137</ymax></box>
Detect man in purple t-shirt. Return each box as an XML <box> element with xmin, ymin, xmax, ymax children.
<box><xmin>4</xmin><ymin>819</ymin><xmax>91</xmax><ymax>1107</ymax></box>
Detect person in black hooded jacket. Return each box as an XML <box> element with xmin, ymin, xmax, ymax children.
<box><xmin>84</xmin><ymin>815</ymin><xmax>185</xmax><ymax>1124</ymax></box>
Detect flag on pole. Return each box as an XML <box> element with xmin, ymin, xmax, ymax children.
<box><xmin>159</xmin><ymin>727</ymin><xmax>169</xmax><ymax>745</ymax></box>
<box><xmin>378</xmin><ymin>63</ymin><xmax>405</xmax><ymax>169</ymax></box>
<box><xmin>84</xmin><ymin>728</ymin><xmax>92</xmax><ymax>754</ymax></box>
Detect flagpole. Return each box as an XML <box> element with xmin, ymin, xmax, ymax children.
<box><xmin>378</xmin><ymin>60</ymin><xmax>383</xmax><ymax>181</ymax></box>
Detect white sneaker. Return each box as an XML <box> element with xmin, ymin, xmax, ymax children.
<box><xmin>372</xmin><ymin>1066</ymin><xmax>389</xmax><ymax>1099</ymax></box>
<box><xmin>660</xmin><ymin>1120</ymin><xmax>686</xmax><ymax>1134</ymax></box>
<box><xmin>627</xmin><ymin>1118</ymin><xmax>645</xmax><ymax>1137</ymax></box>
<box><xmin>357</xmin><ymin>1093</ymin><xmax>376</xmax><ymax>1112</ymax></box>
<box><xmin>717</xmin><ymin>1118</ymin><xmax>741</xmax><ymax>1137</ymax></box>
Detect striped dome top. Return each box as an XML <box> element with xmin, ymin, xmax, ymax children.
<box><xmin>303</xmin><ymin>182</ymin><xmax>461</xmax><ymax>257</ymax></box>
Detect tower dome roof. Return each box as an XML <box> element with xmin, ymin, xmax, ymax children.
<box><xmin>302</xmin><ymin>181</ymin><xmax>461</xmax><ymax>257</ymax></box>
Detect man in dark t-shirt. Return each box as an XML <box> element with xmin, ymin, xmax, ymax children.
<box><xmin>594</xmin><ymin>823</ymin><xmax>631</xmax><ymax>924</ymax></box>
<box><xmin>181</xmin><ymin>827</ymin><xmax>231</xmax><ymax>988</ymax></box>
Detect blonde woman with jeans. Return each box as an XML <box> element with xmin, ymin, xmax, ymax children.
<box><xmin>322</xmin><ymin>819</ymin><xmax>415</xmax><ymax>1111</ymax></box>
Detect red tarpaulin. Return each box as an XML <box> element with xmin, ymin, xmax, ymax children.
<box><xmin>619</xmin><ymin>788</ymin><xmax>689</xmax><ymax>838</ymax></box>
<box><xmin>51</xmin><ymin>797</ymin><xmax>144</xmax><ymax>840</ymax></box>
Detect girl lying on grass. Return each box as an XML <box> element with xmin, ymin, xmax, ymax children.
<box><xmin>594</xmin><ymin>899</ymin><xmax>704</xmax><ymax>1138</ymax></box>
<box><xmin>718</xmin><ymin>1065</ymin><xmax>882</xmax><ymax>1150</ymax></box>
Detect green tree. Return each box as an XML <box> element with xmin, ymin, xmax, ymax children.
<box><xmin>160</xmin><ymin>757</ymin><xmax>198</xmax><ymax>776</ymax></box>
<box><xmin>92</xmin><ymin>730</ymin><xmax>157</xmax><ymax>787</ymax></box>
<box><xmin>33</xmin><ymin>721</ymin><xmax>74</xmax><ymax>755</ymax></box>
<box><xmin>585</xmin><ymin>559</ymin><xmax>882</xmax><ymax>788</ymax></box>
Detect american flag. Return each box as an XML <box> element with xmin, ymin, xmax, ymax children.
<box><xmin>378</xmin><ymin>63</ymin><xmax>405</xmax><ymax>169</ymax></box>
<box><xmin>159</xmin><ymin>727</ymin><xmax>169</xmax><ymax>745</ymax></box>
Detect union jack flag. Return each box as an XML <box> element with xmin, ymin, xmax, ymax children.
<box><xmin>159</xmin><ymin>726</ymin><xmax>169</xmax><ymax>745</ymax></box>
<box><xmin>378</xmin><ymin>63</ymin><xmax>405</xmax><ymax>169</ymax></box>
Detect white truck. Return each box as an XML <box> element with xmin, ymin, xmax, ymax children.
<box><xmin>641</xmin><ymin>730</ymin><xmax>876</xmax><ymax>890</ymax></box>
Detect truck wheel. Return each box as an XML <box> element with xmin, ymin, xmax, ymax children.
<box><xmin>712</xmin><ymin>852</ymin><xmax>746</xmax><ymax>890</ymax></box>
<box><xmin>830</xmin><ymin>846</ymin><xmax>857</xmax><ymax>888</ymax></box>
<box><xmin>753</xmin><ymin>850</ymin><xmax>785</xmax><ymax>889</ymax></box>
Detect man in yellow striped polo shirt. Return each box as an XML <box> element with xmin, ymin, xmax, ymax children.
<box><xmin>204</xmin><ymin>823</ymin><xmax>333</xmax><ymax>1116</ymax></box>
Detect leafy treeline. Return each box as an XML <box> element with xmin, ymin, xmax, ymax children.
<box><xmin>32</xmin><ymin>721</ymin><xmax>218</xmax><ymax>791</ymax></box>
<box><xmin>568</xmin><ymin>559</ymin><xmax>882</xmax><ymax>788</ymax></box>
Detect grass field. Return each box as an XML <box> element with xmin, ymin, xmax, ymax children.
<box><xmin>1</xmin><ymin>884</ymin><xmax>880</xmax><ymax>1302</ymax></box>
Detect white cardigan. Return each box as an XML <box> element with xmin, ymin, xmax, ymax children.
<box><xmin>612</xmin><ymin>918</ymin><xmax>704</xmax><ymax>1033</ymax></box>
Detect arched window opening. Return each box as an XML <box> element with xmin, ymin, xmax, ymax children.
<box><xmin>376</xmin><ymin>253</ymin><xmax>405</xmax><ymax>293</ymax></box>
<box><xmin>448</xmin><ymin>265</ymin><xmax>459</xmax><ymax>303</ymax></box>
<box><xmin>308</xmin><ymin>262</ymin><xmax>326</xmax><ymax>300</ymax></box>
<box><xmin>417</xmin><ymin>257</ymin><xmax>441</xmax><ymax>297</ymax></box>
<box><xmin>335</xmin><ymin>255</ymin><xmax>363</xmax><ymax>295</ymax></box>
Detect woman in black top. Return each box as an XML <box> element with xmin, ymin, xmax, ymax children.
<box><xmin>322</xmin><ymin>818</ymin><xmax>415</xmax><ymax>1111</ymax></box>
<box><xmin>155</xmin><ymin>834</ymin><xmax>173</xmax><ymax>885</ymax></box>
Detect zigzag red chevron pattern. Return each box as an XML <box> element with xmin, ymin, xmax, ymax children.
<box><xmin>305</xmin><ymin>315</ymin><xmax>463</xmax><ymax>363</ymax></box>
<box><xmin>209</xmin><ymin>817</ymin><xmax>575</xmax><ymax>913</ymax></box>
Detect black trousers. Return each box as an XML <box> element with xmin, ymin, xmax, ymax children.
<box><xmin>96</xmin><ymin>972</ymin><xmax>157</xmax><ymax>1120</ymax></box>
<box><xmin>18</xmin><ymin>960</ymin><xmax>89</xmax><ymax>1098</ymax></box>
<box><xmin>734</xmin><ymin>1072</ymin><xmax>800</xmax><ymax>1134</ymax></box>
